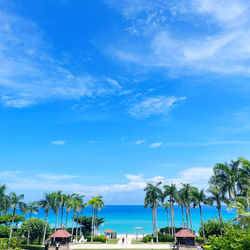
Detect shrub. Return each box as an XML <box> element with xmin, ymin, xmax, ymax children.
<box><xmin>0</xmin><ymin>225</ymin><xmax>10</xmax><ymax>238</ymax></box>
<box><xmin>199</xmin><ymin>217</ymin><xmax>227</xmax><ymax>238</ymax></box>
<box><xmin>208</xmin><ymin>226</ymin><xmax>250</xmax><ymax>250</ymax></box>
<box><xmin>142</xmin><ymin>235</ymin><xmax>156</xmax><ymax>243</ymax></box>
<box><xmin>20</xmin><ymin>245</ymin><xmax>45</xmax><ymax>250</ymax></box>
<box><xmin>93</xmin><ymin>235</ymin><xmax>106</xmax><ymax>243</ymax></box>
<box><xmin>158</xmin><ymin>235</ymin><xmax>175</xmax><ymax>242</ymax></box>
<box><xmin>20</xmin><ymin>218</ymin><xmax>51</xmax><ymax>245</ymax></box>
<box><xmin>196</xmin><ymin>236</ymin><xmax>204</xmax><ymax>244</ymax></box>
<box><xmin>0</xmin><ymin>237</ymin><xmax>21</xmax><ymax>249</ymax></box>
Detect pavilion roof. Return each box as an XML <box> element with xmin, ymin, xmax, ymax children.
<box><xmin>49</xmin><ymin>229</ymin><xmax>72</xmax><ymax>238</ymax></box>
<box><xmin>174</xmin><ymin>229</ymin><xmax>196</xmax><ymax>238</ymax></box>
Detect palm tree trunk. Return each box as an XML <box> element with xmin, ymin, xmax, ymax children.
<box><xmin>27</xmin><ymin>212</ymin><xmax>32</xmax><ymax>245</ymax></box>
<box><xmin>60</xmin><ymin>205</ymin><xmax>64</xmax><ymax>228</ymax></box>
<box><xmin>172</xmin><ymin>203</ymin><xmax>175</xmax><ymax>234</ymax></box>
<box><xmin>170</xmin><ymin>202</ymin><xmax>173</xmax><ymax>236</ymax></box>
<box><xmin>218</xmin><ymin>208</ymin><xmax>222</xmax><ymax>236</ymax></box>
<box><xmin>76</xmin><ymin>210</ymin><xmax>79</xmax><ymax>242</ymax></box>
<box><xmin>9</xmin><ymin>207</ymin><xmax>16</xmax><ymax>239</ymax></box>
<box><xmin>188</xmin><ymin>204</ymin><xmax>193</xmax><ymax>232</ymax></box>
<box><xmin>166</xmin><ymin>208</ymin><xmax>170</xmax><ymax>235</ymax></box>
<box><xmin>71</xmin><ymin>210</ymin><xmax>75</xmax><ymax>241</ymax></box>
<box><xmin>155</xmin><ymin>204</ymin><xmax>158</xmax><ymax>243</ymax></box>
<box><xmin>91</xmin><ymin>207</ymin><xmax>95</xmax><ymax>242</ymax></box>
<box><xmin>54</xmin><ymin>212</ymin><xmax>58</xmax><ymax>232</ymax></box>
<box><xmin>42</xmin><ymin>211</ymin><xmax>49</xmax><ymax>246</ymax></box>
<box><xmin>199</xmin><ymin>205</ymin><xmax>206</xmax><ymax>244</ymax></box>
<box><xmin>65</xmin><ymin>210</ymin><xmax>69</xmax><ymax>229</ymax></box>
<box><xmin>181</xmin><ymin>205</ymin><xmax>185</xmax><ymax>228</ymax></box>
<box><xmin>185</xmin><ymin>205</ymin><xmax>189</xmax><ymax>229</ymax></box>
<box><xmin>152</xmin><ymin>207</ymin><xmax>155</xmax><ymax>237</ymax></box>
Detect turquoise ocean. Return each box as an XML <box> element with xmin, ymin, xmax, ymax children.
<box><xmin>25</xmin><ymin>205</ymin><xmax>236</xmax><ymax>235</ymax></box>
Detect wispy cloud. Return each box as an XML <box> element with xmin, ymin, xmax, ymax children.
<box><xmin>0</xmin><ymin>6</ymin><xmax>121</xmax><ymax>108</ymax></box>
<box><xmin>108</xmin><ymin>0</ymin><xmax>250</xmax><ymax>75</ymax></box>
<box><xmin>150</xmin><ymin>142</ymin><xmax>162</xmax><ymax>148</ymax></box>
<box><xmin>129</xmin><ymin>96</ymin><xmax>186</xmax><ymax>118</ymax></box>
<box><xmin>135</xmin><ymin>139</ymin><xmax>146</xmax><ymax>145</ymax></box>
<box><xmin>51</xmin><ymin>140</ymin><xmax>66</xmax><ymax>145</ymax></box>
<box><xmin>37</xmin><ymin>174</ymin><xmax>78</xmax><ymax>181</ymax></box>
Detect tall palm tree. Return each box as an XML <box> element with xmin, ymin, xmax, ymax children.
<box><xmin>144</xmin><ymin>182</ymin><xmax>162</xmax><ymax>243</ymax></box>
<box><xmin>176</xmin><ymin>192</ymin><xmax>185</xmax><ymax>229</ymax></box>
<box><xmin>26</xmin><ymin>202</ymin><xmax>39</xmax><ymax>245</ymax></box>
<box><xmin>191</xmin><ymin>188</ymin><xmax>206</xmax><ymax>243</ymax></box>
<box><xmin>238</xmin><ymin>158</ymin><xmax>250</xmax><ymax>198</ymax></box>
<box><xmin>162</xmin><ymin>202</ymin><xmax>171</xmax><ymax>235</ymax></box>
<box><xmin>209</xmin><ymin>160</ymin><xmax>240</xmax><ymax>200</ymax></box>
<box><xmin>38</xmin><ymin>192</ymin><xmax>54</xmax><ymax>245</ymax></box>
<box><xmin>8</xmin><ymin>192</ymin><xmax>26</xmax><ymax>239</ymax></box>
<box><xmin>207</xmin><ymin>186</ymin><xmax>228</xmax><ymax>236</ymax></box>
<box><xmin>65</xmin><ymin>195</ymin><xmax>74</xmax><ymax>229</ymax></box>
<box><xmin>59</xmin><ymin>193</ymin><xmax>67</xmax><ymax>228</ymax></box>
<box><xmin>51</xmin><ymin>191</ymin><xmax>61</xmax><ymax>232</ymax></box>
<box><xmin>163</xmin><ymin>184</ymin><xmax>177</xmax><ymax>235</ymax></box>
<box><xmin>87</xmin><ymin>196</ymin><xmax>105</xmax><ymax>242</ymax></box>
<box><xmin>0</xmin><ymin>184</ymin><xmax>10</xmax><ymax>214</ymax></box>
<box><xmin>180</xmin><ymin>184</ymin><xmax>195</xmax><ymax>232</ymax></box>
<box><xmin>75</xmin><ymin>195</ymin><xmax>84</xmax><ymax>241</ymax></box>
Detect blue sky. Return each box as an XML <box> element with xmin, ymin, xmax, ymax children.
<box><xmin>1</xmin><ymin>0</ymin><xmax>250</xmax><ymax>204</ymax></box>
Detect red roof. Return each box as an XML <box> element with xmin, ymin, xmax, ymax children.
<box><xmin>174</xmin><ymin>229</ymin><xmax>196</xmax><ymax>238</ymax></box>
<box><xmin>49</xmin><ymin>229</ymin><xmax>72</xmax><ymax>238</ymax></box>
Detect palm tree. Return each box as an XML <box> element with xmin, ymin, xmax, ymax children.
<box><xmin>176</xmin><ymin>192</ymin><xmax>185</xmax><ymax>229</ymax></box>
<box><xmin>51</xmin><ymin>191</ymin><xmax>61</xmax><ymax>232</ymax></box>
<box><xmin>0</xmin><ymin>184</ymin><xmax>10</xmax><ymax>214</ymax></box>
<box><xmin>38</xmin><ymin>192</ymin><xmax>54</xmax><ymax>245</ymax></box>
<box><xmin>87</xmin><ymin>196</ymin><xmax>104</xmax><ymax>242</ymax></box>
<box><xmin>163</xmin><ymin>184</ymin><xmax>177</xmax><ymax>235</ymax></box>
<box><xmin>75</xmin><ymin>195</ymin><xmax>84</xmax><ymax>241</ymax></box>
<box><xmin>162</xmin><ymin>202</ymin><xmax>171</xmax><ymax>235</ymax></box>
<box><xmin>210</xmin><ymin>160</ymin><xmax>240</xmax><ymax>200</ymax></box>
<box><xmin>26</xmin><ymin>202</ymin><xmax>39</xmax><ymax>245</ymax></box>
<box><xmin>238</xmin><ymin>158</ymin><xmax>250</xmax><ymax>198</ymax></box>
<box><xmin>65</xmin><ymin>195</ymin><xmax>74</xmax><ymax>229</ymax></box>
<box><xmin>191</xmin><ymin>188</ymin><xmax>206</xmax><ymax>243</ymax></box>
<box><xmin>207</xmin><ymin>186</ymin><xmax>228</xmax><ymax>236</ymax></box>
<box><xmin>8</xmin><ymin>192</ymin><xmax>26</xmax><ymax>239</ymax></box>
<box><xmin>144</xmin><ymin>182</ymin><xmax>162</xmax><ymax>243</ymax></box>
<box><xmin>228</xmin><ymin>195</ymin><xmax>250</xmax><ymax>229</ymax></box>
<box><xmin>59</xmin><ymin>193</ymin><xmax>67</xmax><ymax>228</ymax></box>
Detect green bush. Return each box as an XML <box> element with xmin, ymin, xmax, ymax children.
<box><xmin>0</xmin><ymin>237</ymin><xmax>21</xmax><ymax>249</ymax></box>
<box><xmin>199</xmin><ymin>217</ymin><xmax>227</xmax><ymax>238</ymax></box>
<box><xmin>0</xmin><ymin>225</ymin><xmax>10</xmax><ymax>238</ymax></box>
<box><xmin>142</xmin><ymin>235</ymin><xmax>156</xmax><ymax>243</ymax></box>
<box><xmin>20</xmin><ymin>218</ymin><xmax>51</xmax><ymax>245</ymax></box>
<box><xmin>21</xmin><ymin>245</ymin><xmax>45</xmax><ymax>250</ymax></box>
<box><xmin>196</xmin><ymin>236</ymin><xmax>204</xmax><ymax>244</ymax></box>
<box><xmin>93</xmin><ymin>235</ymin><xmax>106</xmax><ymax>243</ymax></box>
<box><xmin>208</xmin><ymin>226</ymin><xmax>250</xmax><ymax>250</ymax></box>
<box><xmin>85</xmin><ymin>235</ymin><xmax>107</xmax><ymax>243</ymax></box>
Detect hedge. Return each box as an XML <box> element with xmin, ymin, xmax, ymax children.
<box><xmin>21</xmin><ymin>245</ymin><xmax>45</xmax><ymax>250</ymax></box>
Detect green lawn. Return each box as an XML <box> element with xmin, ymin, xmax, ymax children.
<box><xmin>106</xmin><ymin>238</ymin><xmax>119</xmax><ymax>244</ymax></box>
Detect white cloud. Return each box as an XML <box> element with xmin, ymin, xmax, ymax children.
<box><xmin>51</xmin><ymin>140</ymin><xmax>66</xmax><ymax>145</ymax></box>
<box><xmin>37</xmin><ymin>174</ymin><xmax>78</xmax><ymax>181</ymax></box>
<box><xmin>88</xmin><ymin>140</ymin><xmax>101</xmax><ymax>144</ymax></box>
<box><xmin>150</xmin><ymin>142</ymin><xmax>162</xmax><ymax>148</ymax></box>
<box><xmin>129</xmin><ymin>96</ymin><xmax>186</xmax><ymax>118</ymax></box>
<box><xmin>135</xmin><ymin>139</ymin><xmax>146</xmax><ymax>144</ymax></box>
<box><xmin>1</xmin><ymin>167</ymin><xmax>213</xmax><ymax>202</ymax></box>
<box><xmin>0</xmin><ymin>7</ymin><xmax>121</xmax><ymax>108</ymax></box>
<box><xmin>108</xmin><ymin>0</ymin><xmax>250</xmax><ymax>75</ymax></box>
<box><xmin>125</xmin><ymin>174</ymin><xmax>144</xmax><ymax>182</ymax></box>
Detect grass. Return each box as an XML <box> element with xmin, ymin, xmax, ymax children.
<box><xmin>106</xmin><ymin>238</ymin><xmax>119</xmax><ymax>244</ymax></box>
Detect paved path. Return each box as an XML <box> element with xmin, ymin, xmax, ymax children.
<box><xmin>69</xmin><ymin>243</ymin><xmax>172</xmax><ymax>249</ymax></box>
